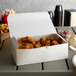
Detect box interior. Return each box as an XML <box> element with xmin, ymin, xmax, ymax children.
<box><xmin>13</xmin><ymin>33</ymin><xmax>67</xmax><ymax>49</ymax></box>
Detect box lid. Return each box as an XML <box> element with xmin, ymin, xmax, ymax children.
<box><xmin>8</xmin><ymin>12</ymin><xmax>56</xmax><ymax>39</ymax></box>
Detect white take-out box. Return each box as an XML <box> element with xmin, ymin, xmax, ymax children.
<box><xmin>7</xmin><ymin>12</ymin><xmax>68</xmax><ymax>66</ymax></box>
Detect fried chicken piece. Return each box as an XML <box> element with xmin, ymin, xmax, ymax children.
<box><xmin>21</xmin><ymin>36</ymin><xmax>36</xmax><ymax>44</ymax></box>
<box><xmin>52</xmin><ymin>40</ymin><xmax>59</xmax><ymax>45</ymax></box>
<box><xmin>31</xmin><ymin>40</ymin><xmax>36</xmax><ymax>45</ymax></box>
<box><xmin>43</xmin><ymin>39</ymin><xmax>50</xmax><ymax>46</ymax></box>
<box><xmin>26</xmin><ymin>36</ymin><xmax>33</xmax><ymax>42</ymax></box>
<box><xmin>40</xmin><ymin>37</ymin><xmax>46</xmax><ymax>42</ymax></box>
<box><xmin>26</xmin><ymin>36</ymin><xmax>36</xmax><ymax>45</ymax></box>
<box><xmin>20</xmin><ymin>37</ymin><xmax>27</xmax><ymax>43</ymax></box>
<box><xmin>40</xmin><ymin>37</ymin><xmax>46</xmax><ymax>45</ymax></box>
<box><xmin>34</xmin><ymin>41</ymin><xmax>41</xmax><ymax>48</ymax></box>
<box><xmin>19</xmin><ymin>44</ymin><xmax>30</xmax><ymax>49</ymax></box>
<box><xmin>47</xmin><ymin>37</ymin><xmax>54</xmax><ymax>41</ymax></box>
<box><xmin>20</xmin><ymin>36</ymin><xmax>32</xmax><ymax>43</ymax></box>
<box><xmin>19</xmin><ymin>43</ymin><xmax>34</xmax><ymax>49</ymax></box>
<box><xmin>26</xmin><ymin>43</ymin><xmax>34</xmax><ymax>48</ymax></box>
<box><xmin>57</xmin><ymin>37</ymin><xmax>63</xmax><ymax>44</ymax></box>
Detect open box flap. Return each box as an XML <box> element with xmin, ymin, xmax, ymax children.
<box><xmin>8</xmin><ymin>12</ymin><xmax>56</xmax><ymax>39</ymax></box>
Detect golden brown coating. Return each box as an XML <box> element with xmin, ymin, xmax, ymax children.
<box><xmin>43</xmin><ymin>39</ymin><xmax>50</xmax><ymax>46</ymax></box>
<box><xmin>47</xmin><ymin>37</ymin><xmax>54</xmax><ymax>41</ymax></box>
<box><xmin>26</xmin><ymin>43</ymin><xmax>34</xmax><ymax>49</ymax></box>
<box><xmin>19</xmin><ymin>45</ymin><xmax>29</xmax><ymax>49</ymax></box>
<box><xmin>20</xmin><ymin>36</ymin><xmax>33</xmax><ymax>43</ymax></box>
<box><xmin>34</xmin><ymin>41</ymin><xmax>41</xmax><ymax>48</ymax></box>
<box><xmin>26</xmin><ymin>36</ymin><xmax>34</xmax><ymax>42</ymax></box>
<box><xmin>40</xmin><ymin>37</ymin><xmax>46</xmax><ymax>42</ymax></box>
<box><xmin>18</xmin><ymin>36</ymin><xmax>62</xmax><ymax>49</ymax></box>
<box><xmin>52</xmin><ymin>40</ymin><xmax>59</xmax><ymax>45</ymax></box>
<box><xmin>18</xmin><ymin>36</ymin><xmax>35</xmax><ymax>49</ymax></box>
<box><xmin>20</xmin><ymin>37</ymin><xmax>27</xmax><ymax>43</ymax></box>
<box><xmin>19</xmin><ymin>43</ymin><xmax>34</xmax><ymax>49</ymax></box>
<box><xmin>40</xmin><ymin>37</ymin><xmax>46</xmax><ymax>45</ymax></box>
<box><xmin>20</xmin><ymin>36</ymin><xmax>36</xmax><ymax>45</ymax></box>
<box><xmin>31</xmin><ymin>40</ymin><xmax>36</xmax><ymax>45</ymax></box>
